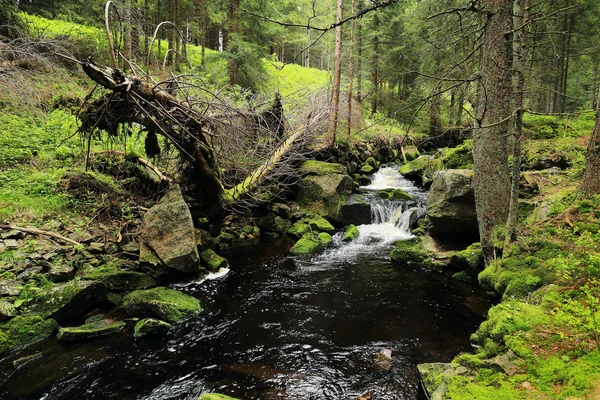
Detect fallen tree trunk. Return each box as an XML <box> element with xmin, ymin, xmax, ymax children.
<box><xmin>79</xmin><ymin>59</ymin><xmax>316</xmax><ymax>207</ymax></box>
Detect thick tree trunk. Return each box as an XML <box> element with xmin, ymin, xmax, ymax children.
<box><xmin>326</xmin><ymin>0</ymin><xmax>343</xmax><ymax>146</ymax></box>
<box><xmin>473</xmin><ymin>0</ymin><xmax>513</xmax><ymax>264</ymax></box>
<box><xmin>581</xmin><ymin>88</ymin><xmax>600</xmax><ymax>194</ymax></box>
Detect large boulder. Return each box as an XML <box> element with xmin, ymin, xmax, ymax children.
<box><xmin>297</xmin><ymin>173</ymin><xmax>353</xmax><ymax>220</ymax></box>
<box><xmin>122</xmin><ymin>287</ymin><xmax>202</xmax><ymax>324</ymax></box>
<box><xmin>338</xmin><ymin>194</ymin><xmax>371</xmax><ymax>226</ymax></box>
<box><xmin>26</xmin><ymin>280</ymin><xmax>107</xmax><ymax>324</ymax></box>
<box><xmin>425</xmin><ymin>169</ymin><xmax>478</xmax><ymax>241</ymax></box>
<box><xmin>398</xmin><ymin>155</ymin><xmax>444</xmax><ymax>187</ymax></box>
<box><xmin>140</xmin><ymin>184</ymin><xmax>200</xmax><ymax>273</ymax></box>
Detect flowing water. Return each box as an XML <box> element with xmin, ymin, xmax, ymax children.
<box><xmin>0</xmin><ymin>166</ymin><xmax>490</xmax><ymax>400</ymax></box>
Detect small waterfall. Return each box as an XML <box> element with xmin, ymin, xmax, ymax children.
<box><xmin>362</xmin><ymin>166</ymin><xmax>427</xmax><ymax>236</ymax></box>
<box><xmin>299</xmin><ymin>166</ymin><xmax>427</xmax><ymax>265</ymax></box>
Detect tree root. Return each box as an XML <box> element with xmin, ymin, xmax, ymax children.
<box><xmin>0</xmin><ymin>225</ymin><xmax>81</xmax><ymax>246</ymax></box>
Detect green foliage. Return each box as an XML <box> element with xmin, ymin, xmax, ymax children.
<box><xmin>523</xmin><ymin>114</ymin><xmax>561</xmax><ymax>139</ymax></box>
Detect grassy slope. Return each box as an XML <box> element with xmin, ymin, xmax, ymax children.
<box><xmin>444</xmin><ymin>112</ymin><xmax>600</xmax><ymax>399</ymax></box>
<box><xmin>0</xmin><ymin>13</ymin><xmax>331</xmax><ymax>223</ymax></box>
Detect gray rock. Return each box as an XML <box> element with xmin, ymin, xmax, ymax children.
<box><xmin>425</xmin><ymin>169</ymin><xmax>478</xmax><ymax>240</ymax></box>
<box><xmin>47</xmin><ymin>264</ymin><xmax>76</xmax><ymax>282</ymax></box>
<box><xmin>338</xmin><ymin>194</ymin><xmax>371</xmax><ymax>226</ymax></box>
<box><xmin>0</xmin><ymin>280</ymin><xmax>22</xmax><ymax>297</ymax></box>
<box><xmin>4</xmin><ymin>239</ymin><xmax>20</xmax><ymax>250</ymax></box>
<box><xmin>417</xmin><ymin>363</ymin><xmax>456</xmax><ymax>400</ymax></box>
<box><xmin>1</xmin><ymin>230</ymin><xmax>25</xmax><ymax>240</ymax></box>
<box><xmin>140</xmin><ymin>185</ymin><xmax>200</xmax><ymax>273</ymax></box>
<box><xmin>0</xmin><ymin>242</ymin><xmax>5</xmax><ymax>253</ymax></box>
<box><xmin>0</xmin><ymin>299</ymin><xmax>16</xmax><ymax>320</ymax></box>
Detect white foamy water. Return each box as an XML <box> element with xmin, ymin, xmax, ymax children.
<box><xmin>299</xmin><ymin>166</ymin><xmax>427</xmax><ymax>266</ymax></box>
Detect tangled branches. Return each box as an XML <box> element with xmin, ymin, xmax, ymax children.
<box><xmin>78</xmin><ymin>60</ymin><xmax>327</xmax><ymax>211</ymax></box>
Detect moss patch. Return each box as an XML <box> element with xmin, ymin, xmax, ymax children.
<box><xmin>123</xmin><ymin>287</ymin><xmax>202</xmax><ymax>324</ymax></box>
<box><xmin>0</xmin><ymin>316</ymin><xmax>58</xmax><ymax>354</ymax></box>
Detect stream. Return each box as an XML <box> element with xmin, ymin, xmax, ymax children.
<box><xmin>0</xmin><ymin>166</ymin><xmax>491</xmax><ymax>400</ymax></box>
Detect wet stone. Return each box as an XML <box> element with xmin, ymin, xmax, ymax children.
<box><xmin>13</xmin><ymin>352</ymin><xmax>43</xmax><ymax>370</ymax></box>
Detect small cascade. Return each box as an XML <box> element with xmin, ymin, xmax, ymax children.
<box><xmin>299</xmin><ymin>166</ymin><xmax>427</xmax><ymax>265</ymax></box>
<box><xmin>361</xmin><ymin>165</ymin><xmax>427</xmax><ymax>237</ymax></box>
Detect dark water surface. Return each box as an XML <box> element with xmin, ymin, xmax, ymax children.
<box><xmin>0</xmin><ymin>237</ymin><xmax>490</xmax><ymax>400</ymax></box>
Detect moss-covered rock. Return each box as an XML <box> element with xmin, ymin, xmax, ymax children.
<box><xmin>443</xmin><ymin>140</ymin><xmax>473</xmax><ymax>169</ymax></box>
<box><xmin>398</xmin><ymin>155</ymin><xmax>444</xmax><ymax>187</ymax></box>
<box><xmin>57</xmin><ymin>319</ymin><xmax>125</xmax><ymax>342</ymax></box>
<box><xmin>272</xmin><ymin>216</ymin><xmax>291</xmax><ymax>234</ymax></box>
<box><xmin>123</xmin><ymin>287</ymin><xmax>202</xmax><ymax>324</ymax></box>
<box><xmin>503</xmin><ymin>275</ymin><xmax>542</xmax><ymax>298</ymax></box>
<box><xmin>83</xmin><ymin>268</ymin><xmax>156</xmax><ymax>292</ymax></box>
<box><xmin>198</xmin><ymin>394</ymin><xmax>240</xmax><ymax>400</ymax></box>
<box><xmin>307</xmin><ymin>216</ymin><xmax>335</xmax><ymax>233</ymax></box>
<box><xmin>297</xmin><ymin>172</ymin><xmax>353</xmax><ymax>220</ymax></box>
<box><xmin>287</xmin><ymin>221</ymin><xmax>311</xmax><ymax>239</ymax></box>
<box><xmin>390</xmin><ymin>238</ymin><xmax>432</xmax><ymax>268</ymax></box>
<box><xmin>133</xmin><ymin>318</ymin><xmax>172</xmax><ymax>337</ymax></box>
<box><xmin>342</xmin><ymin>224</ymin><xmax>360</xmax><ymax>242</ymax></box>
<box><xmin>0</xmin><ymin>316</ymin><xmax>58</xmax><ymax>354</ymax></box>
<box><xmin>376</xmin><ymin>188</ymin><xmax>413</xmax><ymax>201</ymax></box>
<box><xmin>289</xmin><ymin>233</ymin><xmax>323</xmax><ymax>255</ymax></box>
<box><xmin>403</xmin><ymin>146</ymin><xmax>420</xmax><ymax>162</ymax></box>
<box><xmin>417</xmin><ymin>363</ymin><xmax>465</xmax><ymax>400</ymax></box>
<box><xmin>25</xmin><ymin>280</ymin><xmax>107</xmax><ymax>324</ymax></box>
<box><xmin>317</xmin><ymin>232</ymin><xmax>332</xmax><ymax>247</ymax></box>
<box><xmin>359</xmin><ymin>164</ymin><xmax>375</xmax><ymax>174</ymax></box>
<box><xmin>200</xmin><ymin>249</ymin><xmax>228</xmax><ymax>272</ymax></box>
<box><xmin>299</xmin><ymin>160</ymin><xmax>346</xmax><ymax>175</ymax></box>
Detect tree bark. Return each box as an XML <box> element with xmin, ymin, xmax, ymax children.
<box><xmin>346</xmin><ymin>0</ymin><xmax>356</xmax><ymax>140</ymax></box>
<box><xmin>227</xmin><ymin>0</ymin><xmax>240</xmax><ymax>86</ymax></box>
<box><xmin>326</xmin><ymin>0</ymin><xmax>344</xmax><ymax>146</ymax></box>
<box><xmin>504</xmin><ymin>0</ymin><xmax>529</xmax><ymax>253</ymax></box>
<box><xmin>473</xmin><ymin>0</ymin><xmax>513</xmax><ymax>264</ymax></box>
<box><xmin>581</xmin><ymin>87</ymin><xmax>600</xmax><ymax>194</ymax></box>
